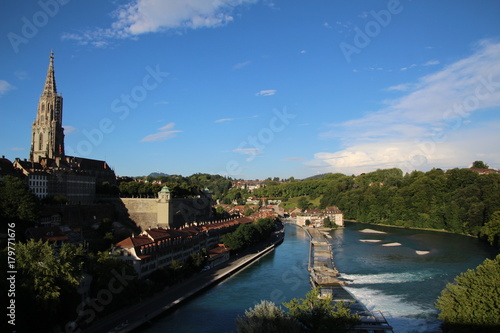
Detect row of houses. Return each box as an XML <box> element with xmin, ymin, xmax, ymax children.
<box><xmin>111</xmin><ymin>217</ymin><xmax>254</xmax><ymax>278</ymax></box>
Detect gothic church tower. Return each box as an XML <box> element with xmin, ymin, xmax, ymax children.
<box><xmin>30</xmin><ymin>51</ymin><xmax>65</xmax><ymax>162</ymax></box>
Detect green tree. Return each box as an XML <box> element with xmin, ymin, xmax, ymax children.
<box><xmin>481</xmin><ymin>211</ymin><xmax>500</xmax><ymax>247</ymax></box>
<box><xmin>0</xmin><ymin>175</ymin><xmax>39</xmax><ymax>228</ymax></box>
<box><xmin>236</xmin><ymin>300</ymin><xmax>301</xmax><ymax>333</ymax></box>
<box><xmin>472</xmin><ymin>161</ymin><xmax>489</xmax><ymax>169</ymax></box>
<box><xmin>323</xmin><ymin>217</ymin><xmax>333</xmax><ymax>228</ymax></box>
<box><xmin>435</xmin><ymin>254</ymin><xmax>500</xmax><ymax>333</ymax></box>
<box><xmin>283</xmin><ymin>287</ymin><xmax>360</xmax><ymax>332</ymax></box>
<box><xmin>10</xmin><ymin>240</ymin><xmax>84</xmax><ymax>331</ymax></box>
<box><xmin>298</xmin><ymin>197</ymin><xmax>310</xmax><ymax>211</ymax></box>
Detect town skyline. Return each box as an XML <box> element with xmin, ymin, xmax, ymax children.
<box><xmin>1</xmin><ymin>0</ymin><xmax>500</xmax><ymax>179</ymax></box>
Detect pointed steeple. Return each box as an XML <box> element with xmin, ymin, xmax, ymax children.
<box><xmin>30</xmin><ymin>51</ymin><xmax>65</xmax><ymax>162</ymax></box>
<box><xmin>42</xmin><ymin>50</ymin><xmax>57</xmax><ymax>97</ymax></box>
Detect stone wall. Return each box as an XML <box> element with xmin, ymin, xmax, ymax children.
<box><xmin>120</xmin><ymin>198</ymin><xmax>158</xmax><ymax>230</ymax></box>
<box><xmin>118</xmin><ymin>197</ymin><xmax>213</xmax><ymax>230</ymax></box>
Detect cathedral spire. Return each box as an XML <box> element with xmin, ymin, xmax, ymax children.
<box><xmin>42</xmin><ymin>50</ymin><xmax>57</xmax><ymax>96</ymax></box>
<box><xmin>30</xmin><ymin>51</ymin><xmax>65</xmax><ymax>162</ymax></box>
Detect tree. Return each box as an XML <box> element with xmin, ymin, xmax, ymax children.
<box><xmin>435</xmin><ymin>254</ymin><xmax>500</xmax><ymax>333</ymax></box>
<box><xmin>236</xmin><ymin>300</ymin><xmax>301</xmax><ymax>333</ymax></box>
<box><xmin>298</xmin><ymin>197</ymin><xmax>310</xmax><ymax>211</ymax></box>
<box><xmin>481</xmin><ymin>211</ymin><xmax>500</xmax><ymax>247</ymax></box>
<box><xmin>283</xmin><ymin>287</ymin><xmax>360</xmax><ymax>332</ymax></box>
<box><xmin>0</xmin><ymin>175</ymin><xmax>39</xmax><ymax>228</ymax></box>
<box><xmin>472</xmin><ymin>161</ymin><xmax>489</xmax><ymax>169</ymax></box>
<box><xmin>9</xmin><ymin>240</ymin><xmax>84</xmax><ymax>331</ymax></box>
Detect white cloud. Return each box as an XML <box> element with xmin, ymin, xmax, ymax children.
<box><xmin>14</xmin><ymin>71</ymin><xmax>28</xmax><ymax>80</ymax></box>
<box><xmin>423</xmin><ymin>59</ymin><xmax>440</xmax><ymax>66</ymax></box>
<box><xmin>63</xmin><ymin>125</ymin><xmax>77</xmax><ymax>134</ymax></box>
<box><xmin>233</xmin><ymin>60</ymin><xmax>252</xmax><ymax>70</ymax></box>
<box><xmin>158</xmin><ymin>122</ymin><xmax>175</xmax><ymax>131</ymax></box>
<box><xmin>141</xmin><ymin>122</ymin><xmax>181</xmax><ymax>142</ymax></box>
<box><xmin>386</xmin><ymin>83</ymin><xmax>414</xmax><ymax>92</ymax></box>
<box><xmin>63</xmin><ymin>0</ymin><xmax>257</xmax><ymax>45</ymax></box>
<box><xmin>215</xmin><ymin>118</ymin><xmax>234</xmax><ymax>123</ymax></box>
<box><xmin>283</xmin><ymin>157</ymin><xmax>305</xmax><ymax>162</ymax></box>
<box><xmin>233</xmin><ymin>148</ymin><xmax>262</xmax><ymax>155</ymax></box>
<box><xmin>0</xmin><ymin>80</ymin><xmax>14</xmax><ymax>96</ymax></box>
<box><xmin>255</xmin><ymin>89</ymin><xmax>277</xmax><ymax>96</ymax></box>
<box><xmin>312</xmin><ymin>39</ymin><xmax>500</xmax><ymax>174</ymax></box>
<box><xmin>400</xmin><ymin>64</ymin><xmax>417</xmax><ymax>71</ymax></box>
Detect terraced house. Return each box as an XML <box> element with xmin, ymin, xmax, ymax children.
<box><xmin>112</xmin><ymin>217</ymin><xmax>253</xmax><ymax>278</ymax></box>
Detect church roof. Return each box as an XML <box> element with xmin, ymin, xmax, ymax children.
<box><xmin>159</xmin><ymin>186</ymin><xmax>170</xmax><ymax>193</ymax></box>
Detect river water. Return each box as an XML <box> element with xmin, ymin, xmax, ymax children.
<box><xmin>137</xmin><ymin>222</ymin><xmax>497</xmax><ymax>333</ymax></box>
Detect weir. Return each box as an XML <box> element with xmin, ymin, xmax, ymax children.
<box><xmin>304</xmin><ymin>227</ymin><xmax>394</xmax><ymax>333</ymax></box>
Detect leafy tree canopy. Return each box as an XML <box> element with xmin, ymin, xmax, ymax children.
<box><xmin>236</xmin><ymin>288</ymin><xmax>361</xmax><ymax>333</ymax></box>
<box><xmin>435</xmin><ymin>254</ymin><xmax>500</xmax><ymax>333</ymax></box>
<box><xmin>472</xmin><ymin>161</ymin><xmax>490</xmax><ymax>169</ymax></box>
<box><xmin>283</xmin><ymin>287</ymin><xmax>360</xmax><ymax>333</ymax></box>
<box><xmin>236</xmin><ymin>300</ymin><xmax>301</xmax><ymax>333</ymax></box>
<box><xmin>0</xmin><ymin>175</ymin><xmax>39</xmax><ymax>227</ymax></box>
<box><xmin>481</xmin><ymin>211</ymin><xmax>500</xmax><ymax>247</ymax></box>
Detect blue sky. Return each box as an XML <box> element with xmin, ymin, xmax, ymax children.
<box><xmin>1</xmin><ymin>0</ymin><xmax>499</xmax><ymax>179</ymax></box>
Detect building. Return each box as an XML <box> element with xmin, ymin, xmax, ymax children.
<box><xmin>0</xmin><ymin>156</ymin><xmax>20</xmax><ymax>181</ymax></box>
<box><xmin>30</xmin><ymin>51</ymin><xmax>65</xmax><ymax>163</ymax></box>
<box><xmin>324</xmin><ymin>206</ymin><xmax>344</xmax><ymax>226</ymax></box>
<box><xmin>296</xmin><ymin>206</ymin><xmax>344</xmax><ymax>227</ymax></box>
<box><xmin>10</xmin><ymin>52</ymin><xmax>116</xmax><ymax>203</ymax></box>
<box><xmin>111</xmin><ymin>217</ymin><xmax>253</xmax><ymax>278</ymax></box>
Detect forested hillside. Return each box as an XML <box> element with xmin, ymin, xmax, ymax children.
<box><xmin>255</xmin><ymin>168</ymin><xmax>500</xmax><ymax>240</ymax></box>
<box><xmin>114</xmin><ymin>167</ymin><xmax>500</xmax><ymax>243</ymax></box>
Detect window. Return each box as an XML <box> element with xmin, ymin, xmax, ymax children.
<box><xmin>38</xmin><ymin>133</ymin><xmax>43</xmax><ymax>150</ymax></box>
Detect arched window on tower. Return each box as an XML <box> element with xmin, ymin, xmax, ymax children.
<box><xmin>39</xmin><ymin>133</ymin><xmax>43</xmax><ymax>151</ymax></box>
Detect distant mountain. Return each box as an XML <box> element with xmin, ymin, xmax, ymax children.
<box><xmin>148</xmin><ymin>172</ymin><xmax>170</xmax><ymax>178</ymax></box>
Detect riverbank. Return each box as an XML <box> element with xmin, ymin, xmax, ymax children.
<box><xmin>344</xmin><ymin>219</ymin><xmax>480</xmax><ymax>237</ymax></box>
<box><xmin>81</xmin><ymin>230</ymin><xmax>284</xmax><ymax>333</ymax></box>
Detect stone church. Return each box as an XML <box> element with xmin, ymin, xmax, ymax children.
<box><xmin>12</xmin><ymin>52</ymin><xmax>116</xmax><ymax>204</ymax></box>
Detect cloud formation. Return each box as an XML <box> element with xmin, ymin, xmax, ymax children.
<box><xmin>312</xmin><ymin>39</ymin><xmax>500</xmax><ymax>175</ymax></box>
<box><xmin>215</xmin><ymin>118</ymin><xmax>234</xmax><ymax>123</ymax></box>
<box><xmin>233</xmin><ymin>148</ymin><xmax>262</xmax><ymax>155</ymax></box>
<box><xmin>255</xmin><ymin>89</ymin><xmax>277</xmax><ymax>96</ymax></box>
<box><xmin>63</xmin><ymin>125</ymin><xmax>77</xmax><ymax>134</ymax></box>
<box><xmin>233</xmin><ymin>60</ymin><xmax>252</xmax><ymax>70</ymax></box>
<box><xmin>62</xmin><ymin>0</ymin><xmax>257</xmax><ymax>46</ymax></box>
<box><xmin>141</xmin><ymin>122</ymin><xmax>181</xmax><ymax>142</ymax></box>
<box><xmin>0</xmin><ymin>80</ymin><xmax>14</xmax><ymax>96</ymax></box>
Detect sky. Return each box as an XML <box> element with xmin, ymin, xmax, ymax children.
<box><xmin>1</xmin><ymin>0</ymin><xmax>500</xmax><ymax>179</ymax></box>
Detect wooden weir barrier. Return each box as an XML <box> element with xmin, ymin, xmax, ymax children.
<box><xmin>304</xmin><ymin>227</ymin><xmax>394</xmax><ymax>333</ymax></box>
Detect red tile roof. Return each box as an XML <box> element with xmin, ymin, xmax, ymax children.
<box><xmin>115</xmin><ymin>217</ymin><xmax>254</xmax><ymax>249</ymax></box>
<box><xmin>116</xmin><ymin>235</ymin><xmax>152</xmax><ymax>248</ymax></box>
